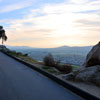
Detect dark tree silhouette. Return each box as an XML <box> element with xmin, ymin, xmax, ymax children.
<box><xmin>0</xmin><ymin>26</ymin><xmax>7</xmax><ymax>45</ymax></box>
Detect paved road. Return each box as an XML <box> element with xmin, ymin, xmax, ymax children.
<box><xmin>0</xmin><ymin>52</ymin><xmax>83</xmax><ymax>100</ymax></box>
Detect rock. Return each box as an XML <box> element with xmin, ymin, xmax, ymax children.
<box><xmin>63</xmin><ymin>42</ymin><xmax>100</xmax><ymax>86</ymax></box>
<box><xmin>63</xmin><ymin>66</ymin><xmax>100</xmax><ymax>86</ymax></box>
<box><xmin>83</xmin><ymin>42</ymin><xmax>100</xmax><ymax>67</ymax></box>
<box><xmin>63</xmin><ymin>70</ymin><xmax>80</xmax><ymax>80</ymax></box>
<box><xmin>63</xmin><ymin>72</ymin><xmax>75</xmax><ymax>80</ymax></box>
<box><xmin>75</xmin><ymin>65</ymin><xmax>100</xmax><ymax>86</ymax></box>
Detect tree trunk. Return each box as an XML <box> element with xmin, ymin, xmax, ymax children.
<box><xmin>2</xmin><ymin>38</ymin><xmax>3</xmax><ymax>45</ymax></box>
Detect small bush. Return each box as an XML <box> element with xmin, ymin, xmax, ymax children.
<box><xmin>24</xmin><ymin>54</ymin><xmax>28</xmax><ymax>56</ymax></box>
<box><xmin>17</xmin><ymin>52</ymin><xmax>23</xmax><ymax>56</ymax></box>
<box><xmin>43</xmin><ymin>53</ymin><xmax>55</xmax><ymax>67</ymax></box>
<box><xmin>43</xmin><ymin>53</ymin><xmax>72</xmax><ymax>73</ymax></box>
<box><xmin>8</xmin><ymin>50</ymin><xmax>17</xmax><ymax>55</ymax></box>
<box><xmin>55</xmin><ymin>64</ymin><xmax>72</xmax><ymax>74</ymax></box>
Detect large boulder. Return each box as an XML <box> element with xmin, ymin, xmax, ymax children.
<box><xmin>83</xmin><ymin>42</ymin><xmax>100</xmax><ymax>67</ymax></box>
<box><xmin>75</xmin><ymin>65</ymin><xmax>100</xmax><ymax>86</ymax></box>
<box><xmin>64</xmin><ymin>65</ymin><xmax>100</xmax><ymax>86</ymax></box>
<box><xmin>63</xmin><ymin>42</ymin><xmax>100</xmax><ymax>86</ymax></box>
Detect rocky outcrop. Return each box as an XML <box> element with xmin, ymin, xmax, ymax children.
<box><xmin>63</xmin><ymin>42</ymin><xmax>100</xmax><ymax>86</ymax></box>
<box><xmin>83</xmin><ymin>42</ymin><xmax>100</xmax><ymax>67</ymax></box>
<box><xmin>75</xmin><ymin>65</ymin><xmax>100</xmax><ymax>86</ymax></box>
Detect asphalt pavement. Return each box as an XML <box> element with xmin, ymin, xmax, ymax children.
<box><xmin>0</xmin><ymin>52</ymin><xmax>83</xmax><ymax>100</ymax></box>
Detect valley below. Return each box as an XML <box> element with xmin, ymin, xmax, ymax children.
<box><xmin>7</xmin><ymin>45</ymin><xmax>92</xmax><ymax>66</ymax></box>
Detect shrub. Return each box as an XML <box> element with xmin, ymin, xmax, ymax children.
<box><xmin>43</xmin><ymin>53</ymin><xmax>55</xmax><ymax>67</ymax></box>
<box><xmin>43</xmin><ymin>53</ymin><xmax>72</xmax><ymax>73</ymax></box>
<box><xmin>55</xmin><ymin>64</ymin><xmax>72</xmax><ymax>74</ymax></box>
<box><xmin>8</xmin><ymin>50</ymin><xmax>16</xmax><ymax>55</ymax></box>
<box><xmin>24</xmin><ymin>54</ymin><xmax>28</xmax><ymax>56</ymax></box>
<box><xmin>17</xmin><ymin>52</ymin><xmax>23</xmax><ymax>56</ymax></box>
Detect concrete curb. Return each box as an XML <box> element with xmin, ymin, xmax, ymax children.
<box><xmin>2</xmin><ymin>51</ymin><xmax>100</xmax><ymax>100</ymax></box>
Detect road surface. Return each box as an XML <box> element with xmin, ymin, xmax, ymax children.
<box><xmin>0</xmin><ymin>52</ymin><xmax>83</xmax><ymax>100</ymax></box>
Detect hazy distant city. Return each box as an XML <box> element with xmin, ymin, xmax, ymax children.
<box><xmin>7</xmin><ymin>45</ymin><xmax>92</xmax><ymax>66</ymax></box>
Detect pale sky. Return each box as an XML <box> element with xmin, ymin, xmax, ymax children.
<box><xmin>0</xmin><ymin>0</ymin><xmax>100</xmax><ymax>48</ymax></box>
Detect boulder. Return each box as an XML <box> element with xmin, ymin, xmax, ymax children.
<box><xmin>63</xmin><ymin>70</ymin><xmax>80</xmax><ymax>80</ymax></box>
<box><xmin>75</xmin><ymin>65</ymin><xmax>100</xmax><ymax>86</ymax></box>
<box><xmin>83</xmin><ymin>42</ymin><xmax>100</xmax><ymax>67</ymax></box>
<box><xmin>63</xmin><ymin>72</ymin><xmax>75</xmax><ymax>80</ymax></box>
<box><xmin>63</xmin><ymin>42</ymin><xmax>100</xmax><ymax>86</ymax></box>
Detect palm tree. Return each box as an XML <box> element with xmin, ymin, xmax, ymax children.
<box><xmin>0</xmin><ymin>26</ymin><xmax>7</xmax><ymax>45</ymax></box>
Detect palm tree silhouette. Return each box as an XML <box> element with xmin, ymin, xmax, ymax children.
<box><xmin>0</xmin><ymin>26</ymin><xmax>7</xmax><ymax>45</ymax></box>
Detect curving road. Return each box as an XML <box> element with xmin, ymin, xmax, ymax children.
<box><xmin>0</xmin><ymin>52</ymin><xmax>83</xmax><ymax>100</ymax></box>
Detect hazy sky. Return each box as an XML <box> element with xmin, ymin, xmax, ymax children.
<box><xmin>0</xmin><ymin>0</ymin><xmax>100</xmax><ymax>48</ymax></box>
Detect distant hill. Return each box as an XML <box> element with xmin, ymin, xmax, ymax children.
<box><xmin>6</xmin><ymin>45</ymin><xmax>33</xmax><ymax>50</ymax></box>
<box><xmin>7</xmin><ymin>45</ymin><xmax>92</xmax><ymax>53</ymax></box>
<box><xmin>7</xmin><ymin>45</ymin><xmax>93</xmax><ymax>66</ymax></box>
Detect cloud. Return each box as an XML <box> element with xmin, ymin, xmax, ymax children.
<box><xmin>2</xmin><ymin>0</ymin><xmax>100</xmax><ymax>47</ymax></box>
<box><xmin>0</xmin><ymin>0</ymin><xmax>35</xmax><ymax>13</ymax></box>
<box><xmin>76</xmin><ymin>19</ymin><xmax>100</xmax><ymax>27</ymax></box>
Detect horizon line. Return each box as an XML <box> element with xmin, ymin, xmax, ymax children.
<box><xmin>5</xmin><ymin>45</ymin><xmax>93</xmax><ymax>49</ymax></box>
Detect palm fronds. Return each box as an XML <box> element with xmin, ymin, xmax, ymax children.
<box><xmin>0</xmin><ymin>26</ymin><xmax>7</xmax><ymax>44</ymax></box>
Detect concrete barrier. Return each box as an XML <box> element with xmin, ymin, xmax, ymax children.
<box><xmin>2</xmin><ymin>51</ymin><xmax>100</xmax><ymax>100</ymax></box>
